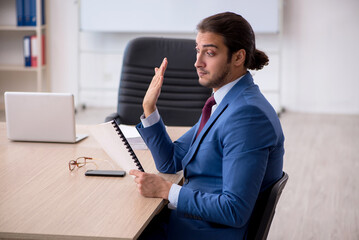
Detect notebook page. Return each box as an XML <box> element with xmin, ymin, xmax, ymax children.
<box><xmin>91</xmin><ymin>122</ymin><xmax>140</xmax><ymax>173</ymax></box>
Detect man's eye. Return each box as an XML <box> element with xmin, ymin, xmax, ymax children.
<box><xmin>195</xmin><ymin>48</ymin><xmax>200</xmax><ymax>53</ymax></box>
<box><xmin>207</xmin><ymin>51</ymin><xmax>215</xmax><ymax>56</ymax></box>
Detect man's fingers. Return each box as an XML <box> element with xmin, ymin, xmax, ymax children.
<box><xmin>159</xmin><ymin>58</ymin><xmax>168</xmax><ymax>75</ymax></box>
<box><xmin>129</xmin><ymin>169</ymin><xmax>142</xmax><ymax>177</ymax></box>
<box><xmin>151</xmin><ymin>58</ymin><xmax>167</xmax><ymax>85</ymax></box>
<box><xmin>142</xmin><ymin>57</ymin><xmax>167</xmax><ymax>118</ymax></box>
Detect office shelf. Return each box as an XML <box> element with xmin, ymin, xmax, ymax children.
<box><xmin>0</xmin><ymin>25</ymin><xmax>46</xmax><ymax>31</ymax></box>
<box><xmin>0</xmin><ymin>64</ymin><xmax>45</xmax><ymax>72</ymax></box>
<box><xmin>0</xmin><ymin>0</ymin><xmax>48</xmax><ymax>93</ymax></box>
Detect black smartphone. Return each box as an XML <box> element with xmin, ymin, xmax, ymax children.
<box><xmin>85</xmin><ymin>170</ymin><xmax>126</xmax><ymax>177</ymax></box>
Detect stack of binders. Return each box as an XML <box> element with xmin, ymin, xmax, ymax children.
<box><xmin>16</xmin><ymin>0</ymin><xmax>45</xmax><ymax>26</ymax></box>
<box><xmin>23</xmin><ymin>35</ymin><xmax>45</xmax><ymax>67</ymax></box>
<box><xmin>17</xmin><ymin>0</ymin><xmax>46</xmax><ymax>67</ymax></box>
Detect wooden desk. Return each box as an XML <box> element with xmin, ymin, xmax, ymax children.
<box><xmin>0</xmin><ymin>122</ymin><xmax>189</xmax><ymax>239</ymax></box>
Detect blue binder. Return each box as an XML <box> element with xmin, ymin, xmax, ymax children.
<box><xmin>23</xmin><ymin>0</ymin><xmax>45</xmax><ymax>26</ymax></box>
<box><xmin>23</xmin><ymin>0</ymin><xmax>32</xmax><ymax>26</ymax></box>
<box><xmin>16</xmin><ymin>0</ymin><xmax>24</xmax><ymax>26</ymax></box>
<box><xmin>42</xmin><ymin>0</ymin><xmax>45</xmax><ymax>25</ymax></box>
<box><xmin>23</xmin><ymin>36</ymin><xmax>31</xmax><ymax>67</ymax></box>
<box><xmin>29</xmin><ymin>0</ymin><xmax>36</xmax><ymax>26</ymax></box>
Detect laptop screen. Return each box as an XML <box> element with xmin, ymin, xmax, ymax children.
<box><xmin>4</xmin><ymin>92</ymin><xmax>81</xmax><ymax>143</ymax></box>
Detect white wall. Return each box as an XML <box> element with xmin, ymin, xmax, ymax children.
<box><xmin>47</xmin><ymin>0</ymin><xmax>359</xmax><ymax>114</ymax></box>
<box><xmin>281</xmin><ymin>0</ymin><xmax>359</xmax><ymax>114</ymax></box>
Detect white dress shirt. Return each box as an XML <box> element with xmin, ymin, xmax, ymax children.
<box><xmin>140</xmin><ymin>76</ymin><xmax>243</xmax><ymax>209</ymax></box>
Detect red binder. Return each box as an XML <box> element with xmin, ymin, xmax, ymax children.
<box><xmin>30</xmin><ymin>35</ymin><xmax>45</xmax><ymax>67</ymax></box>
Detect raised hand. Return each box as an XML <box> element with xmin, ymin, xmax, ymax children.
<box><xmin>142</xmin><ymin>58</ymin><xmax>168</xmax><ymax>118</ymax></box>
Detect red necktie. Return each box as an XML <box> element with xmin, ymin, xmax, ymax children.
<box><xmin>196</xmin><ymin>96</ymin><xmax>216</xmax><ymax>138</ymax></box>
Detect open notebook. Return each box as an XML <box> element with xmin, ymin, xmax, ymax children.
<box><xmin>91</xmin><ymin>120</ymin><xmax>145</xmax><ymax>173</ymax></box>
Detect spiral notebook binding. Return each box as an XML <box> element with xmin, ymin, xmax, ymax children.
<box><xmin>110</xmin><ymin>120</ymin><xmax>145</xmax><ymax>172</ymax></box>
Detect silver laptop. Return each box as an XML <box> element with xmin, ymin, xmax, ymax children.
<box><xmin>4</xmin><ymin>92</ymin><xmax>88</xmax><ymax>143</ymax></box>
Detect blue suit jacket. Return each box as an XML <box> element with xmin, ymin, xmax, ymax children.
<box><xmin>137</xmin><ymin>72</ymin><xmax>284</xmax><ymax>240</ymax></box>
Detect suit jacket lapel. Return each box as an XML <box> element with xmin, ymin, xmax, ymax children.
<box><xmin>183</xmin><ymin>72</ymin><xmax>254</xmax><ymax>173</ymax></box>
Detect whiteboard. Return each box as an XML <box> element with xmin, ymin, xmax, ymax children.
<box><xmin>80</xmin><ymin>0</ymin><xmax>280</xmax><ymax>33</ymax></box>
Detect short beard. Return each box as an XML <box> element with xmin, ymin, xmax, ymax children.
<box><xmin>199</xmin><ymin>63</ymin><xmax>231</xmax><ymax>89</ymax></box>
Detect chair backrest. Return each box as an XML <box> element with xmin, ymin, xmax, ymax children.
<box><xmin>246</xmin><ymin>172</ymin><xmax>289</xmax><ymax>240</ymax></box>
<box><xmin>116</xmin><ymin>37</ymin><xmax>212</xmax><ymax>126</ymax></box>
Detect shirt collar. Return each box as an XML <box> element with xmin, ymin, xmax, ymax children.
<box><xmin>213</xmin><ymin>75</ymin><xmax>245</xmax><ymax>106</ymax></box>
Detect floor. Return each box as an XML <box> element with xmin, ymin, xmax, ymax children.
<box><xmin>268</xmin><ymin>112</ymin><xmax>359</xmax><ymax>240</ymax></box>
<box><xmin>1</xmin><ymin>108</ymin><xmax>358</xmax><ymax>239</ymax></box>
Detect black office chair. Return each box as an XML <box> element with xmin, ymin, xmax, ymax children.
<box><xmin>105</xmin><ymin>37</ymin><xmax>212</xmax><ymax>126</ymax></box>
<box><xmin>246</xmin><ymin>172</ymin><xmax>289</xmax><ymax>240</ymax></box>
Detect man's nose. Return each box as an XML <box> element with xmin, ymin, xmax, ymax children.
<box><xmin>194</xmin><ymin>55</ymin><xmax>205</xmax><ymax>68</ymax></box>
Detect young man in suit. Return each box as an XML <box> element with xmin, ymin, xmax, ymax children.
<box><xmin>130</xmin><ymin>12</ymin><xmax>284</xmax><ymax>240</ymax></box>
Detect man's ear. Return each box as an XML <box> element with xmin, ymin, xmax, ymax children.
<box><xmin>232</xmin><ymin>49</ymin><xmax>246</xmax><ymax>66</ymax></box>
